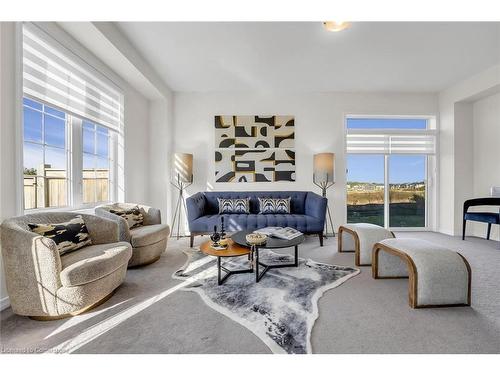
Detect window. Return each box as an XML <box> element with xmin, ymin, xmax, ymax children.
<box><xmin>346</xmin><ymin>117</ymin><xmax>436</xmax><ymax>229</ymax></box>
<box><xmin>21</xmin><ymin>23</ymin><xmax>124</xmax><ymax>212</ymax></box>
<box><xmin>82</xmin><ymin>121</ymin><xmax>111</xmax><ymax>204</ymax></box>
<box><xmin>23</xmin><ymin>98</ymin><xmax>68</xmax><ymax>209</ymax></box>
<box><xmin>22</xmin><ymin>97</ymin><xmax>117</xmax><ymax>210</ymax></box>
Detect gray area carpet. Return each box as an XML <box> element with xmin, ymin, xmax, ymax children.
<box><xmin>1</xmin><ymin>231</ymin><xmax>499</xmax><ymax>354</ymax></box>
<box><xmin>173</xmin><ymin>248</ymin><xmax>359</xmax><ymax>353</ymax></box>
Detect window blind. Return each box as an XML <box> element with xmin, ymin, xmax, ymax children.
<box><xmin>346</xmin><ymin>131</ymin><xmax>436</xmax><ymax>154</ymax></box>
<box><xmin>22</xmin><ymin>23</ymin><xmax>124</xmax><ymax>131</ymax></box>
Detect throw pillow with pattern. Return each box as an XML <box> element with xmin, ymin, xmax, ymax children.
<box><xmin>28</xmin><ymin>215</ymin><xmax>92</xmax><ymax>256</ymax></box>
<box><xmin>109</xmin><ymin>206</ymin><xmax>144</xmax><ymax>229</ymax></box>
<box><xmin>258</xmin><ymin>197</ymin><xmax>291</xmax><ymax>214</ymax></box>
<box><xmin>218</xmin><ymin>198</ymin><xmax>250</xmax><ymax>214</ymax></box>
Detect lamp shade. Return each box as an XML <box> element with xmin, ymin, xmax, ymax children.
<box><xmin>173</xmin><ymin>153</ymin><xmax>193</xmax><ymax>183</ymax></box>
<box><xmin>313</xmin><ymin>153</ymin><xmax>335</xmax><ymax>184</ymax></box>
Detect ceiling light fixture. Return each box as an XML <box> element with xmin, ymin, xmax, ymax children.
<box><xmin>323</xmin><ymin>21</ymin><xmax>351</xmax><ymax>32</ymax></box>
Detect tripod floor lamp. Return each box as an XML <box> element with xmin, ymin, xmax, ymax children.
<box><xmin>313</xmin><ymin>153</ymin><xmax>335</xmax><ymax>237</ymax></box>
<box><xmin>170</xmin><ymin>153</ymin><xmax>193</xmax><ymax>240</ymax></box>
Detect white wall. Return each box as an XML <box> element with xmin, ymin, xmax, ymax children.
<box><xmin>438</xmin><ymin>64</ymin><xmax>500</xmax><ymax>235</ymax></box>
<box><xmin>470</xmin><ymin>93</ymin><xmax>500</xmax><ymax>240</ymax></box>
<box><xmin>148</xmin><ymin>97</ymin><xmax>174</xmax><ymax>224</ymax></box>
<box><xmin>0</xmin><ymin>22</ymin><xmax>18</xmax><ymax>310</ymax></box>
<box><xmin>173</xmin><ymin>91</ymin><xmax>438</xmax><ymax>234</ymax></box>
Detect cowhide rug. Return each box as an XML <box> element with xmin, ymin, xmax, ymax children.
<box><xmin>173</xmin><ymin>248</ymin><xmax>359</xmax><ymax>354</ymax></box>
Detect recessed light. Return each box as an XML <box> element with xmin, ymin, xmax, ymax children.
<box><xmin>323</xmin><ymin>21</ymin><xmax>351</xmax><ymax>32</ymax></box>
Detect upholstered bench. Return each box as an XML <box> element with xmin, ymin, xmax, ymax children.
<box><xmin>338</xmin><ymin>223</ymin><xmax>394</xmax><ymax>266</ymax></box>
<box><xmin>372</xmin><ymin>238</ymin><xmax>472</xmax><ymax>308</ymax></box>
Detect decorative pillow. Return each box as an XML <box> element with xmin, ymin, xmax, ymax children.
<box><xmin>218</xmin><ymin>198</ymin><xmax>250</xmax><ymax>214</ymax></box>
<box><xmin>109</xmin><ymin>206</ymin><xmax>144</xmax><ymax>229</ymax></box>
<box><xmin>258</xmin><ymin>197</ymin><xmax>291</xmax><ymax>214</ymax></box>
<box><xmin>28</xmin><ymin>215</ymin><xmax>92</xmax><ymax>256</ymax></box>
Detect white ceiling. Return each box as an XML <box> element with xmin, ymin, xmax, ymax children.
<box><xmin>117</xmin><ymin>22</ymin><xmax>500</xmax><ymax>93</ymax></box>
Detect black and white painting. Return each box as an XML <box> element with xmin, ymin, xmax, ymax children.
<box><xmin>215</xmin><ymin>115</ymin><xmax>295</xmax><ymax>182</ymax></box>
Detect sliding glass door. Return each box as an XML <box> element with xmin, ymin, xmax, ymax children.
<box><xmin>345</xmin><ymin>116</ymin><xmax>435</xmax><ymax>229</ymax></box>
<box><xmin>347</xmin><ymin>154</ymin><xmax>427</xmax><ymax>228</ymax></box>
<box><xmin>389</xmin><ymin>155</ymin><xmax>426</xmax><ymax>227</ymax></box>
<box><xmin>346</xmin><ymin>155</ymin><xmax>385</xmax><ymax>226</ymax></box>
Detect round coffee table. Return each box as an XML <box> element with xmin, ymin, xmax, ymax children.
<box><xmin>231</xmin><ymin>230</ymin><xmax>305</xmax><ymax>282</ymax></box>
<box><xmin>200</xmin><ymin>238</ymin><xmax>253</xmax><ymax>285</ymax></box>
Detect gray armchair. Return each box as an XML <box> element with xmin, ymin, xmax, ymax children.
<box><xmin>95</xmin><ymin>203</ymin><xmax>169</xmax><ymax>267</ymax></box>
<box><xmin>0</xmin><ymin>212</ymin><xmax>132</xmax><ymax>320</ymax></box>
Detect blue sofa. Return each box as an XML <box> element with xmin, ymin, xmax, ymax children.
<box><xmin>186</xmin><ymin>191</ymin><xmax>327</xmax><ymax>247</ymax></box>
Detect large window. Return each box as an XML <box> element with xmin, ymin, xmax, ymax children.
<box><xmin>346</xmin><ymin>117</ymin><xmax>435</xmax><ymax>229</ymax></box>
<box><xmin>21</xmin><ymin>23</ymin><xmax>123</xmax><ymax>211</ymax></box>
<box><xmin>23</xmin><ymin>97</ymin><xmax>116</xmax><ymax>210</ymax></box>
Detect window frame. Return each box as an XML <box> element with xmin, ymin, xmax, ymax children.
<box><xmin>344</xmin><ymin>114</ymin><xmax>438</xmax><ymax>231</ymax></box>
<box><xmin>21</xmin><ymin>96</ymin><xmax>118</xmax><ymax>213</ymax></box>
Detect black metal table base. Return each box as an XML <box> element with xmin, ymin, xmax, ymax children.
<box><xmin>255</xmin><ymin>245</ymin><xmax>299</xmax><ymax>282</ymax></box>
<box><xmin>217</xmin><ymin>256</ymin><xmax>253</xmax><ymax>285</ymax></box>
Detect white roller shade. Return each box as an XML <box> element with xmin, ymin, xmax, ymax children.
<box><xmin>346</xmin><ymin>130</ymin><xmax>436</xmax><ymax>154</ymax></box>
<box><xmin>22</xmin><ymin>23</ymin><xmax>123</xmax><ymax>131</ymax></box>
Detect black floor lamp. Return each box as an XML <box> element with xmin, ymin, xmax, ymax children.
<box><xmin>170</xmin><ymin>153</ymin><xmax>193</xmax><ymax>240</ymax></box>
<box><xmin>313</xmin><ymin>153</ymin><xmax>335</xmax><ymax>237</ymax></box>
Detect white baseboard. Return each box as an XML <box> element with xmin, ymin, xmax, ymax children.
<box><xmin>0</xmin><ymin>296</ymin><xmax>10</xmax><ymax>311</ymax></box>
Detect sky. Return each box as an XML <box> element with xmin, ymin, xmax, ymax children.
<box><xmin>23</xmin><ymin>98</ymin><xmax>109</xmax><ymax>172</ymax></box>
<box><xmin>346</xmin><ymin>118</ymin><xmax>427</xmax><ymax>184</ymax></box>
<box><xmin>347</xmin><ymin>154</ymin><xmax>425</xmax><ymax>184</ymax></box>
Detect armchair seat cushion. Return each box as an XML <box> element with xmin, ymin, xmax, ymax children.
<box><xmin>190</xmin><ymin>214</ymin><xmax>323</xmax><ymax>233</ymax></box>
<box><xmin>130</xmin><ymin>224</ymin><xmax>170</xmax><ymax>248</ymax></box>
<box><xmin>464</xmin><ymin>212</ymin><xmax>500</xmax><ymax>224</ymax></box>
<box><xmin>60</xmin><ymin>242</ymin><xmax>132</xmax><ymax>287</ymax></box>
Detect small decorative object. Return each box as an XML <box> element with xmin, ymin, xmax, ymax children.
<box><xmin>210</xmin><ymin>225</ymin><xmax>221</xmax><ymax>247</ymax></box>
<box><xmin>210</xmin><ymin>225</ymin><xmax>227</xmax><ymax>250</ymax></box>
<box><xmin>246</xmin><ymin>232</ymin><xmax>267</xmax><ymax>246</ymax></box>
<box><xmin>220</xmin><ymin>216</ymin><xmax>227</xmax><ymax>239</ymax></box>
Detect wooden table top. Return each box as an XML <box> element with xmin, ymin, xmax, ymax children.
<box><xmin>200</xmin><ymin>238</ymin><xmax>251</xmax><ymax>257</ymax></box>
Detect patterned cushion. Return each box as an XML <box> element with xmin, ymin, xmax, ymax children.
<box><xmin>258</xmin><ymin>197</ymin><xmax>291</xmax><ymax>214</ymax></box>
<box><xmin>28</xmin><ymin>215</ymin><xmax>92</xmax><ymax>256</ymax></box>
<box><xmin>109</xmin><ymin>206</ymin><xmax>144</xmax><ymax>229</ymax></box>
<box><xmin>218</xmin><ymin>198</ymin><xmax>250</xmax><ymax>214</ymax></box>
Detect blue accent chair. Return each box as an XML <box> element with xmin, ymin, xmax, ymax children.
<box><xmin>186</xmin><ymin>191</ymin><xmax>327</xmax><ymax>247</ymax></box>
<box><xmin>462</xmin><ymin>197</ymin><xmax>500</xmax><ymax>241</ymax></box>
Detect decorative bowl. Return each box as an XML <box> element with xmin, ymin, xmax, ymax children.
<box><xmin>246</xmin><ymin>233</ymin><xmax>267</xmax><ymax>246</ymax></box>
<box><xmin>219</xmin><ymin>237</ymin><xmax>230</xmax><ymax>247</ymax></box>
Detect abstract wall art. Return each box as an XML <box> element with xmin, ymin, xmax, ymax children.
<box><xmin>215</xmin><ymin>115</ymin><xmax>295</xmax><ymax>183</ymax></box>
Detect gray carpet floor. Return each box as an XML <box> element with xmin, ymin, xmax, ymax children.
<box><xmin>1</xmin><ymin>231</ymin><xmax>499</xmax><ymax>354</ymax></box>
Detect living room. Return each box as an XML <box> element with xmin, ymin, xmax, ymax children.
<box><xmin>1</xmin><ymin>0</ymin><xmax>499</xmax><ymax>371</ymax></box>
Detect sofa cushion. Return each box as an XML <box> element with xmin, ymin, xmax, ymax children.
<box><xmin>28</xmin><ymin>215</ymin><xmax>92</xmax><ymax>256</ymax></box>
<box><xmin>60</xmin><ymin>242</ymin><xmax>132</xmax><ymax>287</ymax></box>
<box><xmin>217</xmin><ymin>197</ymin><xmax>250</xmax><ymax>214</ymax></box>
<box><xmin>190</xmin><ymin>214</ymin><xmax>323</xmax><ymax>233</ymax></box>
<box><xmin>258</xmin><ymin>197</ymin><xmax>291</xmax><ymax>214</ymax></box>
<box><xmin>109</xmin><ymin>206</ymin><xmax>144</xmax><ymax>229</ymax></box>
<box><xmin>130</xmin><ymin>224</ymin><xmax>170</xmax><ymax>247</ymax></box>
